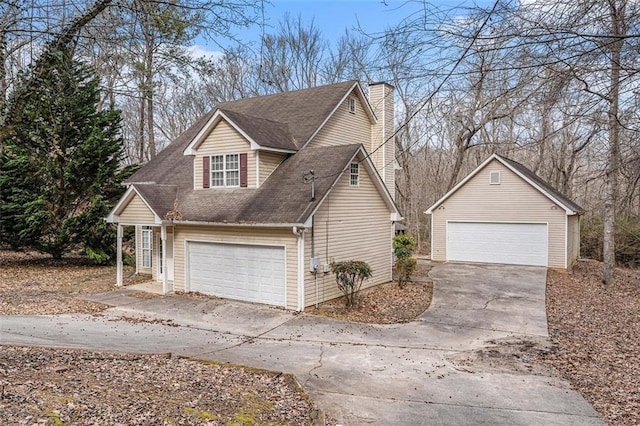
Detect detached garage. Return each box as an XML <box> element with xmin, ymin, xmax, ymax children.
<box><xmin>426</xmin><ymin>154</ymin><xmax>584</xmax><ymax>269</ymax></box>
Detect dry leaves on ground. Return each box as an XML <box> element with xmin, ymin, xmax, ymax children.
<box><xmin>0</xmin><ymin>250</ymin><xmax>144</xmax><ymax>315</ymax></box>
<box><xmin>0</xmin><ymin>346</ymin><xmax>318</xmax><ymax>426</ymax></box>
<box><xmin>541</xmin><ymin>260</ymin><xmax>640</xmax><ymax>425</ymax></box>
<box><xmin>309</xmin><ymin>280</ymin><xmax>433</xmax><ymax>324</ymax></box>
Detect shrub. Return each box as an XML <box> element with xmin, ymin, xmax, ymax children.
<box><xmin>393</xmin><ymin>235</ymin><xmax>417</xmax><ymax>288</ymax></box>
<box><xmin>393</xmin><ymin>235</ymin><xmax>416</xmax><ymax>259</ymax></box>
<box><xmin>331</xmin><ymin>260</ymin><xmax>372</xmax><ymax>308</ymax></box>
<box><xmin>396</xmin><ymin>257</ymin><xmax>417</xmax><ymax>288</ymax></box>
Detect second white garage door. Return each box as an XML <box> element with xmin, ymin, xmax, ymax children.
<box><xmin>447</xmin><ymin>222</ymin><xmax>548</xmax><ymax>266</ymax></box>
<box><xmin>187</xmin><ymin>242</ymin><xmax>286</xmax><ymax>307</ymax></box>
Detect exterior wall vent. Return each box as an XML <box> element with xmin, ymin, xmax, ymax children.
<box><xmin>490</xmin><ymin>171</ymin><xmax>501</xmax><ymax>185</ymax></box>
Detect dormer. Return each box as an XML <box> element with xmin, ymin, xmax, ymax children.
<box><xmin>184</xmin><ymin>109</ymin><xmax>297</xmax><ymax>190</ymax></box>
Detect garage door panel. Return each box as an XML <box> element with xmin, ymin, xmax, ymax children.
<box><xmin>447</xmin><ymin>222</ymin><xmax>547</xmax><ymax>267</ymax></box>
<box><xmin>187</xmin><ymin>242</ymin><xmax>285</xmax><ymax>306</ymax></box>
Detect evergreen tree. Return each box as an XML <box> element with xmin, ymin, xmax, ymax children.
<box><xmin>0</xmin><ymin>46</ymin><xmax>128</xmax><ymax>262</ymax></box>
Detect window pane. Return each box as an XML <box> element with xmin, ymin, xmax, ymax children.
<box><xmin>227</xmin><ymin>170</ymin><xmax>239</xmax><ymax>186</ymax></box>
<box><xmin>143</xmin><ymin>251</ymin><xmax>151</xmax><ymax>268</ymax></box>
<box><xmin>350</xmin><ymin>163</ymin><xmax>359</xmax><ymax>186</ymax></box>
<box><xmin>226</xmin><ymin>154</ymin><xmax>239</xmax><ymax>170</ymax></box>
<box><xmin>212</xmin><ymin>171</ymin><xmax>224</xmax><ymax>187</ymax></box>
<box><xmin>211</xmin><ymin>155</ymin><xmax>224</xmax><ymax>171</ymax></box>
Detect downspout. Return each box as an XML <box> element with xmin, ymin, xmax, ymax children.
<box><xmin>311</xmin><ymin>215</ymin><xmax>319</xmax><ymax>308</ymax></box>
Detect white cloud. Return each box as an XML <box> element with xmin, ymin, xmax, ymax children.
<box><xmin>186</xmin><ymin>45</ymin><xmax>225</xmax><ymax>61</ymax></box>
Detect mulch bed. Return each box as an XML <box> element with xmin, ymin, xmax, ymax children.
<box><xmin>308</xmin><ymin>280</ymin><xmax>433</xmax><ymax>324</ymax></box>
<box><xmin>541</xmin><ymin>260</ymin><xmax>640</xmax><ymax>425</ymax></box>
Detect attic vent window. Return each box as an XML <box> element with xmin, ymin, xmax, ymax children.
<box><xmin>490</xmin><ymin>171</ymin><xmax>501</xmax><ymax>185</ymax></box>
<box><xmin>350</xmin><ymin>162</ymin><xmax>359</xmax><ymax>186</ymax></box>
<box><xmin>348</xmin><ymin>96</ymin><xmax>356</xmax><ymax>114</ymax></box>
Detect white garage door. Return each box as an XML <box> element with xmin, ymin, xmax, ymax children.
<box><xmin>187</xmin><ymin>242</ymin><xmax>286</xmax><ymax>306</ymax></box>
<box><xmin>447</xmin><ymin>222</ymin><xmax>548</xmax><ymax>266</ymax></box>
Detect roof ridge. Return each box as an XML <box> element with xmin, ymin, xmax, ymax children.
<box><xmin>218</xmin><ymin>80</ymin><xmax>358</xmax><ymax>106</ymax></box>
<box><xmin>219</xmin><ymin>108</ymin><xmax>288</xmax><ymax>126</ymax></box>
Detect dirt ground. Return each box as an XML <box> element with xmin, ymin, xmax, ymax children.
<box><xmin>3</xmin><ymin>250</ymin><xmax>639</xmax><ymax>424</ymax></box>
<box><xmin>540</xmin><ymin>260</ymin><xmax>640</xmax><ymax>425</ymax></box>
<box><xmin>0</xmin><ymin>250</ymin><xmax>146</xmax><ymax>315</ymax></box>
<box><xmin>0</xmin><ymin>250</ymin><xmax>325</xmax><ymax>425</ymax></box>
<box><xmin>0</xmin><ymin>346</ymin><xmax>318</xmax><ymax>425</ymax></box>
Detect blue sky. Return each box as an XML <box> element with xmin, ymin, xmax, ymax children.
<box><xmin>255</xmin><ymin>0</ymin><xmax>422</xmax><ymax>42</ymax></box>
<box><xmin>198</xmin><ymin>0</ymin><xmax>428</xmax><ymax>53</ymax></box>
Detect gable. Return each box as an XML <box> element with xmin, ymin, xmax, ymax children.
<box><xmin>443</xmin><ymin>159</ymin><xmax>568</xmax><ymax>216</ymax></box>
<box><xmin>193</xmin><ymin>119</ymin><xmax>257</xmax><ymax>190</ymax></box>
<box><xmin>426</xmin><ymin>154</ymin><xmax>582</xmax><ymax>215</ymax></box>
<box><xmin>196</xmin><ymin>119</ymin><xmax>251</xmax><ymax>154</ymax></box>
<box><xmin>305</xmin><ymin>88</ymin><xmax>373</xmax><ymax>149</ymax></box>
<box><xmin>115</xmin><ymin>193</ymin><xmax>158</xmax><ymax>224</ymax></box>
<box><xmin>302</xmin><ymin>148</ymin><xmax>400</xmax><ymax>225</ymax></box>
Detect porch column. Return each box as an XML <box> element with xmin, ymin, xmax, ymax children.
<box><xmin>116</xmin><ymin>224</ymin><xmax>123</xmax><ymax>286</ymax></box>
<box><xmin>161</xmin><ymin>224</ymin><xmax>168</xmax><ymax>294</ymax></box>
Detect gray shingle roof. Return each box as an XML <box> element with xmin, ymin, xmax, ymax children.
<box><xmin>497</xmin><ymin>155</ymin><xmax>584</xmax><ymax>213</ymax></box>
<box><xmin>217</xmin><ymin>81</ymin><xmax>358</xmax><ymax>146</ymax></box>
<box><xmin>219</xmin><ymin>109</ymin><xmax>298</xmax><ymax>151</ymax></box>
<box><xmin>121</xmin><ymin>81</ymin><xmax>389</xmax><ymax>225</ymax></box>
<box><xmin>126</xmin><ymin>80</ymin><xmax>359</xmax><ymax>186</ymax></box>
<box><xmin>125</xmin><ymin>110</ymin><xmax>212</xmax><ymax>186</ymax></box>
<box><xmin>136</xmin><ymin>144</ymin><xmax>361</xmax><ymax>225</ymax></box>
<box><xmin>132</xmin><ymin>184</ymin><xmax>178</xmax><ymax>219</ymax></box>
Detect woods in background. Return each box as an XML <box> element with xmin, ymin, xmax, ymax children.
<box><xmin>0</xmin><ymin>0</ymin><xmax>638</xmax><ymax>272</ymax></box>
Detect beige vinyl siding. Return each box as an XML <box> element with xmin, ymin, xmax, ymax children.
<box><xmin>431</xmin><ymin>159</ymin><xmax>568</xmax><ymax>268</ymax></box>
<box><xmin>303</xmin><ymin>161</ymin><xmax>393</xmax><ymax>308</ymax></box>
<box><xmin>259</xmin><ymin>151</ymin><xmax>286</xmax><ymax>185</ymax></box>
<box><xmin>172</xmin><ymin>226</ymin><xmax>299</xmax><ymax>310</ymax></box>
<box><xmin>119</xmin><ymin>194</ymin><xmax>156</xmax><ymax>224</ymax></box>
<box><xmin>307</xmin><ymin>93</ymin><xmax>372</xmax><ymax>148</ymax></box>
<box><xmin>194</xmin><ymin>120</ymin><xmax>256</xmax><ymax>189</ymax></box>
<box><xmin>369</xmin><ymin>84</ymin><xmax>395</xmax><ymax>200</ymax></box>
<box><xmin>567</xmin><ymin>215</ymin><xmax>580</xmax><ymax>269</ymax></box>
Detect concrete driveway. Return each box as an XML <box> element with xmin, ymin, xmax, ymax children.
<box><xmin>0</xmin><ymin>262</ymin><xmax>603</xmax><ymax>425</ymax></box>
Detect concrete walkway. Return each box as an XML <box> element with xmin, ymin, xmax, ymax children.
<box><xmin>0</xmin><ymin>263</ymin><xmax>603</xmax><ymax>425</ymax></box>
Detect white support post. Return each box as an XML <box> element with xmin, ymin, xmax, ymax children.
<box><xmin>161</xmin><ymin>224</ymin><xmax>168</xmax><ymax>295</ymax></box>
<box><xmin>116</xmin><ymin>224</ymin><xmax>123</xmax><ymax>286</ymax></box>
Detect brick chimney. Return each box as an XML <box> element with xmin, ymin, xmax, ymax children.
<box><xmin>368</xmin><ymin>82</ymin><xmax>395</xmax><ymax>200</ymax></box>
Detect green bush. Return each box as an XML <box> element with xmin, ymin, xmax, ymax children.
<box><xmin>393</xmin><ymin>235</ymin><xmax>416</xmax><ymax>259</ymax></box>
<box><xmin>393</xmin><ymin>235</ymin><xmax>417</xmax><ymax>288</ymax></box>
<box><xmin>331</xmin><ymin>260</ymin><xmax>372</xmax><ymax>308</ymax></box>
<box><xmin>396</xmin><ymin>257</ymin><xmax>417</xmax><ymax>288</ymax></box>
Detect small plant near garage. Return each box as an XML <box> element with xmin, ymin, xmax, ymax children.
<box><xmin>393</xmin><ymin>235</ymin><xmax>416</xmax><ymax>288</ymax></box>
<box><xmin>331</xmin><ymin>260</ymin><xmax>372</xmax><ymax>308</ymax></box>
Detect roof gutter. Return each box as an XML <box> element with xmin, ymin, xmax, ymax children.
<box><xmin>164</xmin><ymin>220</ymin><xmax>305</xmax><ymax>228</ymax></box>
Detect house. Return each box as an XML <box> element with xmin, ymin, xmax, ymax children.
<box><xmin>425</xmin><ymin>153</ymin><xmax>584</xmax><ymax>269</ymax></box>
<box><xmin>107</xmin><ymin>81</ymin><xmax>401</xmax><ymax>310</ymax></box>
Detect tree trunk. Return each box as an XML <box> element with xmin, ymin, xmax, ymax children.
<box><xmin>138</xmin><ymin>91</ymin><xmax>146</xmax><ymax>162</ymax></box>
<box><xmin>603</xmin><ymin>1</ymin><xmax>624</xmax><ymax>286</ymax></box>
